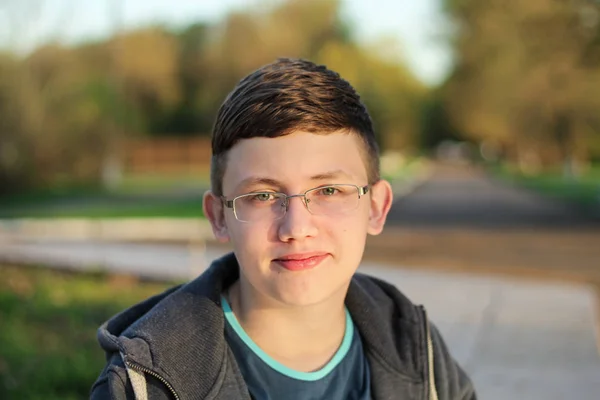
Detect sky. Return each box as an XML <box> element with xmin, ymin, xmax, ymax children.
<box><xmin>0</xmin><ymin>0</ymin><xmax>453</xmax><ymax>86</ymax></box>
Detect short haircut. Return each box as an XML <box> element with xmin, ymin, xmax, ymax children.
<box><xmin>210</xmin><ymin>58</ymin><xmax>380</xmax><ymax>196</ymax></box>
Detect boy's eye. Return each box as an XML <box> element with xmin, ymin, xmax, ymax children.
<box><xmin>252</xmin><ymin>193</ymin><xmax>275</xmax><ymax>201</ymax></box>
<box><xmin>320</xmin><ymin>186</ymin><xmax>339</xmax><ymax>196</ymax></box>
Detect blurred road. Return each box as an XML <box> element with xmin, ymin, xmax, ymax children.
<box><xmin>367</xmin><ymin>163</ymin><xmax>600</xmax><ymax>283</ymax></box>
<box><xmin>387</xmin><ymin>163</ymin><xmax>598</xmax><ymax>228</ymax></box>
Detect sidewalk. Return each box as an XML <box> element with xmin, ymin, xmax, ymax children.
<box><xmin>362</xmin><ymin>264</ymin><xmax>600</xmax><ymax>400</ymax></box>
<box><xmin>1</xmin><ymin>240</ymin><xmax>598</xmax><ymax>399</ymax></box>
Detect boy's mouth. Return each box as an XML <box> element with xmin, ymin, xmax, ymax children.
<box><xmin>273</xmin><ymin>253</ymin><xmax>329</xmax><ymax>272</ymax></box>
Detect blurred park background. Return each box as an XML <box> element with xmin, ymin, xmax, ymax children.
<box><xmin>1</xmin><ymin>0</ymin><xmax>600</xmax><ymax>398</ymax></box>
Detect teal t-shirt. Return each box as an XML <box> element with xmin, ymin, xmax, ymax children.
<box><xmin>221</xmin><ymin>296</ymin><xmax>371</xmax><ymax>400</ymax></box>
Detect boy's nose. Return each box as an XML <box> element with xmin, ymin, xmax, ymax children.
<box><xmin>277</xmin><ymin>196</ymin><xmax>317</xmax><ymax>241</ymax></box>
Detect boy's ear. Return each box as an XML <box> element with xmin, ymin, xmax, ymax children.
<box><xmin>367</xmin><ymin>179</ymin><xmax>393</xmax><ymax>236</ymax></box>
<box><xmin>203</xmin><ymin>190</ymin><xmax>230</xmax><ymax>243</ymax></box>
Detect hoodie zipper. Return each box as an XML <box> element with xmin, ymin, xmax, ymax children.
<box><xmin>125</xmin><ymin>360</ymin><xmax>180</xmax><ymax>400</ymax></box>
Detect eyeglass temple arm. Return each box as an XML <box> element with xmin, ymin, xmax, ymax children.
<box><xmin>222</xmin><ymin>197</ymin><xmax>234</xmax><ymax>208</ymax></box>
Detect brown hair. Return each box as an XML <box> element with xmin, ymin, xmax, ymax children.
<box><xmin>210</xmin><ymin>58</ymin><xmax>379</xmax><ymax>196</ymax></box>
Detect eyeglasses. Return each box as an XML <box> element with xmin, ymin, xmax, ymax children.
<box><xmin>222</xmin><ymin>184</ymin><xmax>370</xmax><ymax>223</ymax></box>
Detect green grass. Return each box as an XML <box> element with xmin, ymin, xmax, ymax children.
<box><xmin>0</xmin><ymin>184</ymin><xmax>110</xmax><ymax>208</ymax></box>
<box><xmin>513</xmin><ymin>175</ymin><xmax>599</xmax><ymax>205</ymax></box>
<box><xmin>0</xmin><ymin>174</ymin><xmax>208</xmax><ymax>219</ymax></box>
<box><xmin>492</xmin><ymin>164</ymin><xmax>600</xmax><ymax>208</ymax></box>
<box><xmin>0</xmin><ymin>198</ymin><xmax>205</xmax><ymax>219</ymax></box>
<box><xmin>0</xmin><ymin>265</ymin><xmax>174</xmax><ymax>399</ymax></box>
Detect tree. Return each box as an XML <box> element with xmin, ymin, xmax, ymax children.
<box><xmin>443</xmin><ymin>0</ymin><xmax>600</xmax><ymax>172</ymax></box>
<box><xmin>108</xmin><ymin>27</ymin><xmax>181</xmax><ymax>134</ymax></box>
<box><xmin>0</xmin><ymin>0</ymin><xmax>427</xmax><ymax>194</ymax></box>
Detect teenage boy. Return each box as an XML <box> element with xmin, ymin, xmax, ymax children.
<box><xmin>91</xmin><ymin>58</ymin><xmax>476</xmax><ymax>400</ymax></box>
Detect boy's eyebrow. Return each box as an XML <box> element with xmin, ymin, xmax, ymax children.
<box><xmin>236</xmin><ymin>177</ymin><xmax>284</xmax><ymax>192</ymax></box>
<box><xmin>235</xmin><ymin>170</ymin><xmax>354</xmax><ymax>193</ymax></box>
<box><xmin>309</xmin><ymin>169</ymin><xmax>353</xmax><ymax>181</ymax></box>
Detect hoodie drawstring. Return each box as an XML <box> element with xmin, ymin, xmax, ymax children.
<box><xmin>121</xmin><ymin>352</ymin><xmax>148</xmax><ymax>400</ymax></box>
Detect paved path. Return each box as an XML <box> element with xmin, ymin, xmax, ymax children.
<box><xmin>0</xmin><ymin>240</ymin><xmax>210</xmax><ymax>281</ymax></box>
<box><xmin>366</xmin><ymin>163</ymin><xmax>600</xmax><ymax>285</ymax></box>
<box><xmin>362</xmin><ymin>264</ymin><xmax>600</xmax><ymax>400</ymax></box>
<box><xmin>387</xmin><ymin>163</ymin><xmax>599</xmax><ymax>228</ymax></box>
<box><xmin>1</xmin><ymin>240</ymin><xmax>598</xmax><ymax>399</ymax></box>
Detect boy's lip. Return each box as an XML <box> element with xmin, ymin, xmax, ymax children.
<box><xmin>272</xmin><ymin>252</ymin><xmax>330</xmax><ymax>271</ymax></box>
<box><xmin>273</xmin><ymin>252</ymin><xmax>329</xmax><ymax>261</ymax></box>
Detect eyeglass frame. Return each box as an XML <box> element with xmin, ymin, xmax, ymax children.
<box><xmin>221</xmin><ymin>184</ymin><xmax>370</xmax><ymax>222</ymax></box>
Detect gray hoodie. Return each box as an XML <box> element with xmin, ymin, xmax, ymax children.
<box><xmin>90</xmin><ymin>252</ymin><xmax>476</xmax><ymax>400</ymax></box>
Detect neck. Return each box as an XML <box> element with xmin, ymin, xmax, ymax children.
<box><xmin>227</xmin><ymin>280</ymin><xmax>349</xmax><ymax>372</ymax></box>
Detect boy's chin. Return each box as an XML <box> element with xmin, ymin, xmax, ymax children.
<box><xmin>269</xmin><ymin>282</ymin><xmax>348</xmax><ymax>308</ymax></box>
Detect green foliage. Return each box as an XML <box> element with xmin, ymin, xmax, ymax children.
<box><xmin>0</xmin><ymin>265</ymin><xmax>173</xmax><ymax>399</ymax></box>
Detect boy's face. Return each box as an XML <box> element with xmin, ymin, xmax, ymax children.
<box><xmin>204</xmin><ymin>130</ymin><xmax>392</xmax><ymax>307</ymax></box>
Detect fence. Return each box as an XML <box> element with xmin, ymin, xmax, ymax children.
<box><xmin>123</xmin><ymin>137</ymin><xmax>212</xmax><ymax>175</ymax></box>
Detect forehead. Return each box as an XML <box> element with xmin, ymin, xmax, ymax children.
<box><xmin>222</xmin><ymin>131</ymin><xmax>369</xmax><ymax>193</ymax></box>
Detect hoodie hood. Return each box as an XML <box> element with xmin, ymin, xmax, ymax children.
<box><xmin>97</xmin><ymin>252</ymin><xmax>242</xmax><ymax>399</ymax></box>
